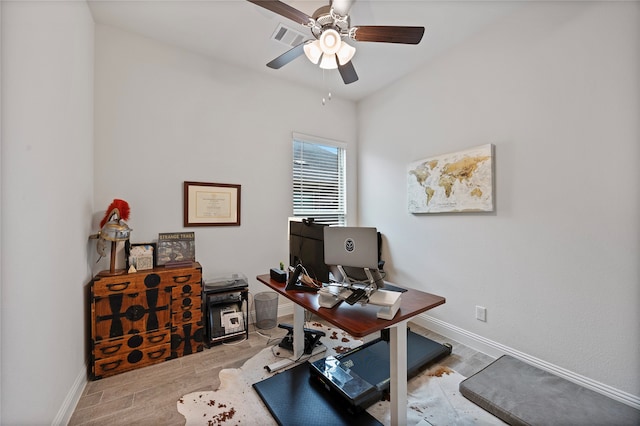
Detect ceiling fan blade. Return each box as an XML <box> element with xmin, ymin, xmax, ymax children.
<box><xmin>352</xmin><ymin>26</ymin><xmax>425</xmax><ymax>44</ymax></box>
<box><xmin>246</xmin><ymin>0</ymin><xmax>312</xmax><ymax>26</ymax></box>
<box><xmin>338</xmin><ymin>61</ymin><xmax>358</xmax><ymax>84</ymax></box>
<box><xmin>266</xmin><ymin>42</ymin><xmax>307</xmax><ymax>69</ymax></box>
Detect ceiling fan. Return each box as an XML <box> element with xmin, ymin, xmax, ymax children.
<box><xmin>247</xmin><ymin>0</ymin><xmax>425</xmax><ymax>84</ymax></box>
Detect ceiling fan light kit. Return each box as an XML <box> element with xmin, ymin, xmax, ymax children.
<box><xmin>319</xmin><ymin>52</ymin><xmax>338</xmax><ymax>70</ymax></box>
<box><xmin>248</xmin><ymin>0</ymin><xmax>425</xmax><ymax>85</ymax></box>
<box><xmin>303</xmin><ymin>41</ymin><xmax>323</xmax><ymax>64</ymax></box>
<box><xmin>319</xmin><ymin>28</ymin><xmax>341</xmax><ymax>54</ymax></box>
<box><xmin>303</xmin><ymin>30</ymin><xmax>356</xmax><ymax>69</ymax></box>
<box><xmin>336</xmin><ymin>42</ymin><xmax>356</xmax><ymax>65</ymax></box>
<box><xmin>304</xmin><ymin>40</ymin><xmax>322</xmax><ymax>64</ymax></box>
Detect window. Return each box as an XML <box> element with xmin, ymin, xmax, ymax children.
<box><xmin>292</xmin><ymin>134</ymin><xmax>346</xmax><ymax>226</ymax></box>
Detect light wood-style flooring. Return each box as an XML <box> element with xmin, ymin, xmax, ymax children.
<box><xmin>69</xmin><ymin>314</ymin><xmax>495</xmax><ymax>425</ymax></box>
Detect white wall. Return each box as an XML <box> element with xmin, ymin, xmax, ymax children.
<box><xmin>358</xmin><ymin>1</ymin><xmax>639</xmax><ymax>401</ymax></box>
<box><xmin>93</xmin><ymin>24</ymin><xmax>357</xmax><ymax>297</ymax></box>
<box><xmin>2</xmin><ymin>1</ymin><xmax>636</xmax><ymax>422</ymax></box>
<box><xmin>0</xmin><ymin>1</ymin><xmax>94</xmax><ymax>424</ymax></box>
<box><xmin>0</xmin><ymin>2</ymin><xmax>3</xmax><ymax>420</ymax></box>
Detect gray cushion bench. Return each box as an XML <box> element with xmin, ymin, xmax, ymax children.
<box><xmin>459</xmin><ymin>355</ymin><xmax>640</xmax><ymax>426</ymax></box>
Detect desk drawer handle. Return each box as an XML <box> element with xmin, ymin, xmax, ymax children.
<box><xmin>147</xmin><ymin>348</ymin><xmax>167</xmax><ymax>360</ymax></box>
<box><xmin>106</xmin><ymin>282</ymin><xmax>130</xmax><ymax>292</ymax></box>
<box><xmin>99</xmin><ymin>343</ymin><xmax>122</xmax><ymax>355</ymax></box>
<box><xmin>148</xmin><ymin>333</ymin><xmax>168</xmax><ymax>344</ymax></box>
<box><xmin>99</xmin><ymin>360</ymin><xmax>122</xmax><ymax>372</ymax></box>
<box><xmin>172</xmin><ymin>274</ymin><xmax>192</xmax><ymax>284</ymax></box>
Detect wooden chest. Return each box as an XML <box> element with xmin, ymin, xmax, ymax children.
<box><xmin>90</xmin><ymin>263</ymin><xmax>204</xmax><ymax>379</ymax></box>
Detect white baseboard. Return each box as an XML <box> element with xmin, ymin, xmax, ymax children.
<box><xmin>412</xmin><ymin>313</ymin><xmax>640</xmax><ymax>410</ymax></box>
<box><xmin>53</xmin><ymin>366</ymin><xmax>87</xmax><ymax>425</ymax></box>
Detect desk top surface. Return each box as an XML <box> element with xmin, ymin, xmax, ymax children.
<box><xmin>256</xmin><ymin>274</ymin><xmax>446</xmax><ymax>338</ymax></box>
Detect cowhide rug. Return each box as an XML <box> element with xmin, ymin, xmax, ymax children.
<box><xmin>177</xmin><ymin>323</ymin><xmax>504</xmax><ymax>425</ymax></box>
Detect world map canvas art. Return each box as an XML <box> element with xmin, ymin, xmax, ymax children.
<box><xmin>408</xmin><ymin>144</ymin><xmax>494</xmax><ymax>213</ymax></box>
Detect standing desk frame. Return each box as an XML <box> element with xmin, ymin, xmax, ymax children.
<box><xmin>256</xmin><ymin>274</ymin><xmax>446</xmax><ymax>426</ymax></box>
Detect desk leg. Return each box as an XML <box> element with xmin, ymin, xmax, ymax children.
<box><xmin>389</xmin><ymin>320</ymin><xmax>408</xmax><ymax>426</ymax></box>
<box><xmin>292</xmin><ymin>303</ymin><xmax>305</xmax><ymax>359</ymax></box>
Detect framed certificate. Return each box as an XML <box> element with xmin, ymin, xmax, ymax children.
<box><xmin>183</xmin><ymin>181</ymin><xmax>241</xmax><ymax>227</ymax></box>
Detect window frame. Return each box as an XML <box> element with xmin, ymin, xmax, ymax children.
<box><xmin>292</xmin><ymin>132</ymin><xmax>347</xmax><ymax>226</ymax></box>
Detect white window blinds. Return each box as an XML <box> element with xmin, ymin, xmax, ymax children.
<box><xmin>292</xmin><ymin>135</ymin><xmax>346</xmax><ymax>226</ymax></box>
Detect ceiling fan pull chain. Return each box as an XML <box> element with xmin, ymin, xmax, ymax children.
<box><xmin>322</xmin><ymin>69</ymin><xmax>327</xmax><ymax>105</ymax></box>
<box><xmin>321</xmin><ymin>69</ymin><xmax>332</xmax><ymax>106</ymax></box>
<box><xmin>322</xmin><ymin>91</ymin><xmax>332</xmax><ymax>106</ymax></box>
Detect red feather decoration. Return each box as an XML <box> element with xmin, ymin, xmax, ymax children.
<box><xmin>99</xmin><ymin>199</ymin><xmax>131</xmax><ymax>228</ymax></box>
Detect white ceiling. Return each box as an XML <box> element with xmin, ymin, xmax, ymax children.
<box><xmin>88</xmin><ymin>0</ymin><xmax>521</xmax><ymax>101</ymax></box>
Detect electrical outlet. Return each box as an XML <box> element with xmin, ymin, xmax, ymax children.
<box><xmin>476</xmin><ymin>305</ymin><xmax>487</xmax><ymax>322</ymax></box>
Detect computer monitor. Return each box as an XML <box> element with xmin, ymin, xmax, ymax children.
<box><xmin>324</xmin><ymin>226</ymin><xmax>379</xmax><ymax>269</ymax></box>
<box><xmin>323</xmin><ymin>226</ymin><xmax>384</xmax><ymax>289</ymax></box>
<box><xmin>289</xmin><ymin>219</ymin><xmax>330</xmax><ymax>284</ymax></box>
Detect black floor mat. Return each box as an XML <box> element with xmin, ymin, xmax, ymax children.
<box><xmin>252</xmin><ymin>362</ymin><xmax>382</xmax><ymax>426</ymax></box>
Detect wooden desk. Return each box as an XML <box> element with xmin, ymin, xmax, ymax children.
<box><xmin>256</xmin><ymin>274</ymin><xmax>446</xmax><ymax>425</ymax></box>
